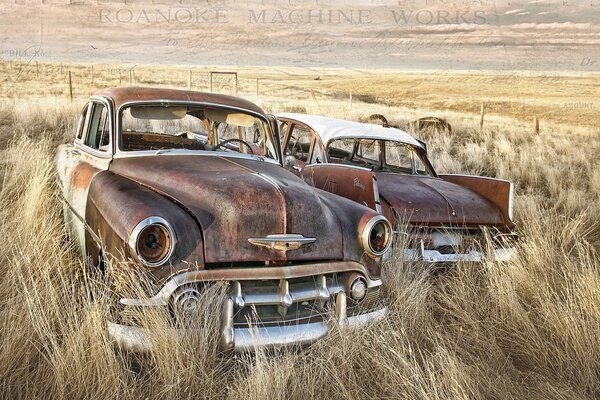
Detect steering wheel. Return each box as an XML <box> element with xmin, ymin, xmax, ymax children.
<box><xmin>216</xmin><ymin>138</ymin><xmax>254</xmax><ymax>155</ymax></box>
<box><xmin>290</xmin><ymin>137</ymin><xmax>306</xmax><ymax>161</ymax></box>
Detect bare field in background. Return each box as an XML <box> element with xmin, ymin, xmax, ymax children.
<box><xmin>0</xmin><ymin>64</ymin><xmax>599</xmax><ymax>399</ymax></box>
<box><xmin>2</xmin><ymin>61</ymin><xmax>599</xmax><ymax>137</ymax></box>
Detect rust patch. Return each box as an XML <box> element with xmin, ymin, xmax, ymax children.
<box><xmin>71</xmin><ymin>160</ymin><xmax>101</xmax><ymax>191</ymax></box>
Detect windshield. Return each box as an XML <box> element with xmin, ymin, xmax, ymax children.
<box><xmin>327</xmin><ymin>138</ymin><xmax>433</xmax><ymax>176</ymax></box>
<box><xmin>119</xmin><ymin>104</ymin><xmax>278</xmax><ymax>161</ymax></box>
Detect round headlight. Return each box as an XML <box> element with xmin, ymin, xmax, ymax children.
<box><xmin>361</xmin><ymin>215</ymin><xmax>392</xmax><ymax>257</ymax></box>
<box><xmin>129</xmin><ymin>216</ymin><xmax>175</xmax><ymax>267</ymax></box>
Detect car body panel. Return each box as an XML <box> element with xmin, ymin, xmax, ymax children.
<box><xmin>375</xmin><ymin>173</ymin><xmax>506</xmax><ymax>227</ymax></box>
<box><xmin>302</xmin><ymin>164</ymin><xmax>380</xmax><ymax>212</ymax></box>
<box><xmin>108</xmin><ymin>154</ymin><xmax>345</xmax><ymax>263</ymax></box>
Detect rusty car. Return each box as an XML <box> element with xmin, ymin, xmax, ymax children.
<box><xmin>276</xmin><ymin>113</ymin><xmax>517</xmax><ymax>263</ymax></box>
<box><xmin>56</xmin><ymin>88</ymin><xmax>392</xmax><ymax>352</ymax></box>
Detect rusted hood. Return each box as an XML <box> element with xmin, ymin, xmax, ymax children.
<box><xmin>376</xmin><ymin>173</ymin><xmax>505</xmax><ymax>226</ymax></box>
<box><xmin>109</xmin><ymin>155</ymin><xmax>343</xmax><ymax>263</ymax></box>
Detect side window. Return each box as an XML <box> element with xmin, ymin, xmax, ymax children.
<box><xmin>76</xmin><ymin>104</ymin><xmax>91</xmax><ymax>140</ymax></box>
<box><xmin>414</xmin><ymin>153</ymin><xmax>431</xmax><ymax>176</ymax></box>
<box><xmin>285</xmin><ymin>124</ymin><xmax>312</xmax><ymax>162</ymax></box>
<box><xmin>385</xmin><ymin>142</ymin><xmax>413</xmax><ymax>173</ymax></box>
<box><xmin>327</xmin><ymin>139</ymin><xmax>355</xmax><ymax>163</ymax></box>
<box><xmin>84</xmin><ymin>103</ymin><xmax>109</xmax><ymax>152</ymax></box>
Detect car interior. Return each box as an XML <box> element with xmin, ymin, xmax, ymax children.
<box><xmin>119</xmin><ymin>105</ymin><xmax>275</xmax><ymax>159</ymax></box>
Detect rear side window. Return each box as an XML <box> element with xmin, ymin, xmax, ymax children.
<box><xmin>84</xmin><ymin>103</ymin><xmax>110</xmax><ymax>152</ymax></box>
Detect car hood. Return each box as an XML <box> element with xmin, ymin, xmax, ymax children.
<box><xmin>110</xmin><ymin>154</ymin><xmax>343</xmax><ymax>263</ymax></box>
<box><xmin>375</xmin><ymin>173</ymin><xmax>505</xmax><ymax>226</ymax></box>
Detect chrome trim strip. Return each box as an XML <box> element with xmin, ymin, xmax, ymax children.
<box><xmin>440</xmin><ymin>173</ymin><xmax>512</xmax><ymax>184</ymax></box>
<box><xmin>372</xmin><ymin>174</ymin><xmax>382</xmax><ymax>214</ymax></box>
<box><xmin>120</xmin><ymin>263</ymin><xmax>382</xmax><ymax>307</ymax></box>
<box><xmin>303</xmin><ymin>163</ymin><xmax>372</xmax><ymax>172</ymax></box>
<box><xmin>112</xmin><ymin>149</ymin><xmax>280</xmax><ymax>165</ymax></box>
<box><xmin>59</xmin><ymin>195</ymin><xmax>102</xmax><ymax>246</ymax></box>
<box><xmin>107</xmin><ymin>307</ymin><xmax>387</xmax><ymax>353</ymax></box>
<box><xmin>251</xmin><ymin>173</ymin><xmax>287</xmax><ymax>232</ymax></box>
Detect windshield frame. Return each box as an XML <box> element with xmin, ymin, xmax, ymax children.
<box><xmin>325</xmin><ymin>137</ymin><xmax>437</xmax><ymax>177</ymax></box>
<box><xmin>114</xmin><ymin>100</ymin><xmax>281</xmax><ymax>165</ymax></box>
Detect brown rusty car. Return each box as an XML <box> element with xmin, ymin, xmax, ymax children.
<box><xmin>276</xmin><ymin>113</ymin><xmax>517</xmax><ymax>263</ymax></box>
<box><xmin>56</xmin><ymin>88</ymin><xmax>392</xmax><ymax>352</ymax></box>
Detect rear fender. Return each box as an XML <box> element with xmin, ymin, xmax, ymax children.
<box><xmin>439</xmin><ymin>174</ymin><xmax>514</xmax><ymax>227</ymax></box>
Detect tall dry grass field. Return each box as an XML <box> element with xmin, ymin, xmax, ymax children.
<box><xmin>0</xmin><ymin>71</ymin><xmax>599</xmax><ymax>399</ymax></box>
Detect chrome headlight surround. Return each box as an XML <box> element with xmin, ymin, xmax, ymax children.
<box><xmin>360</xmin><ymin>215</ymin><xmax>393</xmax><ymax>258</ymax></box>
<box><xmin>128</xmin><ymin>216</ymin><xmax>176</xmax><ymax>268</ymax></box>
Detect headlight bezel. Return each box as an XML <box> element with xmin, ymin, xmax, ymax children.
<box><xmin>128</xmin><ymin>216</ymin><xmax>176</xmax><ymax>268</ymax></box>
<box><xmin>361</xmin><ymin>215</ymin><xmax>392</xmax><ymax>258</ymax></box>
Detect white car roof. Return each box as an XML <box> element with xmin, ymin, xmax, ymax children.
<box><xmin>276</xmin><ymin>113</ymin><xmax>423</xmax><ymax>149</ymax></box>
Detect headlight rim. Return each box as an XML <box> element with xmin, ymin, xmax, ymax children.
<box><xmin>128</xmin><ymin>216</ymin><xmax>176</xmax><ymax>268</ymax></box>
<box><xmin>361</xmin><ymin>215</ymin><xmax>392</xmax><ymax>258</ymax></box>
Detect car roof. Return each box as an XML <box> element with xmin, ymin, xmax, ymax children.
<box><xmin>94</xmin><ymin>87</ymin><xmax>266</xmax><ymax>116</ymax></box>
<box><xmin>276</xmin><ymin>113</ymin><xmax>423</xmax><ymax>149</ymax></box>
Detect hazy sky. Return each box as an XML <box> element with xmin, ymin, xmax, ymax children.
<box><xmin>1</xmin><ymin>0</ymin><xmax>599</xmax><ymax>71</ymax></box>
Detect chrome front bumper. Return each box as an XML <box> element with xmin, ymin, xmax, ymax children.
<box><xmin>108</xmin><ymin>262</ymin><xmax>385</xmax><ymax>352</ymax></box>
<box><xmin>108</xmin><ymin>306</ymin><xmax>386</xmax><ymax>353</ymax></box>
<box><xmin>403</xmin><ymin>246</ymin><xmax>517</xmax><ymax>263</ymax></box>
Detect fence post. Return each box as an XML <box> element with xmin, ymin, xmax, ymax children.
<box><xmin>68</xmin><ymin>71</ymin><xmax>73</xmax><ymax>101</ymax></box>
<box><xmin>533</xmin><ymin>116</ymin><xmax>539</xmax><ymax>135</ymax></box>
<box><xmin>129</xmin><ymin>69</ymin><xmax>133</xmax><ymax>85</ymax></box>
<box><xmin>479</xmin><ymin>103</ymin><xmax>485</xmax><ymax>129</ymax></box>
<box><xmin>349</xmin><ymin>90</ymin><xmax>353</xmax><ymax>108</ymax></box>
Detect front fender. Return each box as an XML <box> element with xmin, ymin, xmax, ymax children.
<box><xmin>85</xmin><ymin>171</ymin><xmax>205</xmax><ymax>282</ymax></box>
<box><xmin>315</xmin><ymin>188</ymin><xmax>385</xmax><ymax>279</ymax></box>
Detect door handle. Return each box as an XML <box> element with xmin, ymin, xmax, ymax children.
<box><xmin>70</xmin><ymin>149</ymin><xmax>81</xmax><ymax>156</ymax></box>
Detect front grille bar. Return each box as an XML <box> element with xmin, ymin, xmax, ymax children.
<box><xmin>230</xmin><ymin>275</ymin><xmax>345</xmax><ymax>318</ymax></box>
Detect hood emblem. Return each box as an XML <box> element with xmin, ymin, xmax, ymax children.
<box><xmin>248</xmin><ymin>234</ymin><xmax>316</xmax><ymax>252</ymax></box>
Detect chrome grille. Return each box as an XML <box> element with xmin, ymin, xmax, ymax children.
<box><xmin>228</xmin><ymin>274</ymin><xmax>381</xmax><ymax>328</ymax></box>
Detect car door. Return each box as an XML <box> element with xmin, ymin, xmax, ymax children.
<box><xmin>57</xmin><ymin>99</ymin><xmax>113</xmax><ymax>256</ymax></box>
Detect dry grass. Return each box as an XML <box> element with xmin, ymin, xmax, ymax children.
<box><xmin>0</xmin><ymin>83</ymin><xmax>599</xmax><ymax>399</ymax></box>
